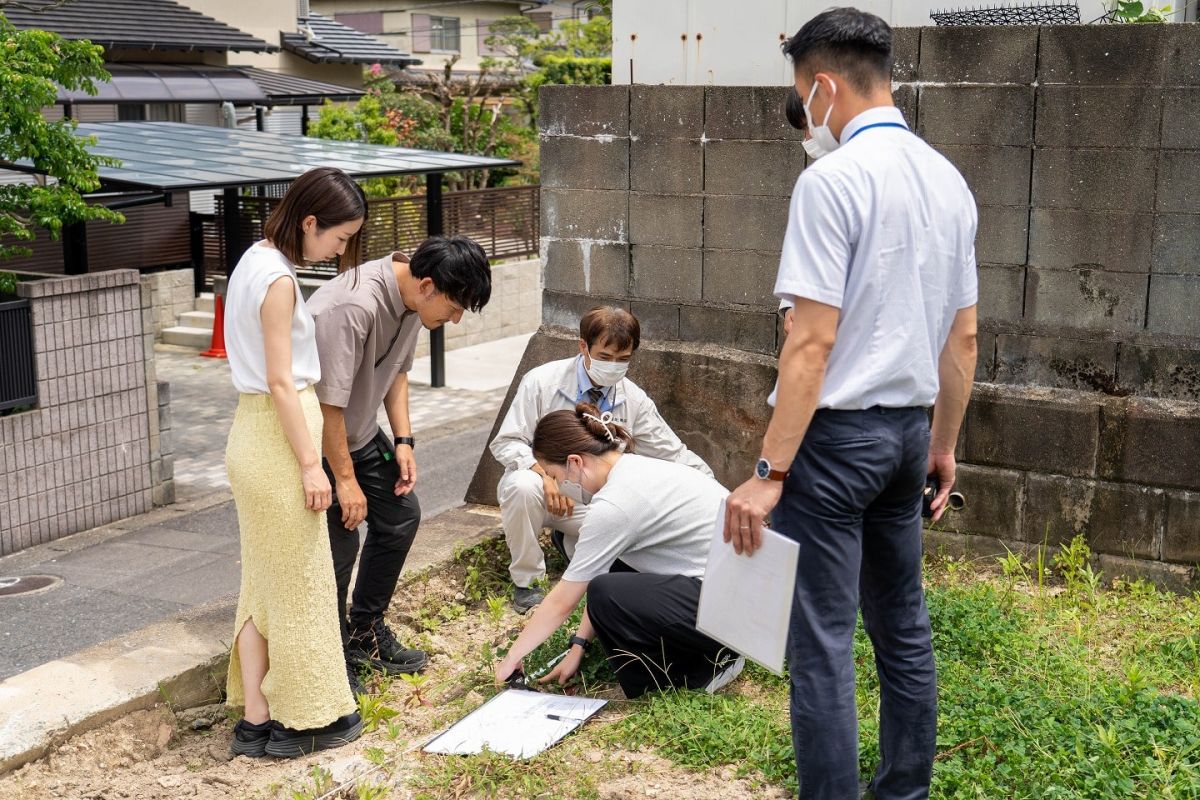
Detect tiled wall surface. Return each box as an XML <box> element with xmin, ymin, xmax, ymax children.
<box><xmin>0</xmin><ymin>271</ymin><xmax>162</xmax><ymax>556</ymax></box>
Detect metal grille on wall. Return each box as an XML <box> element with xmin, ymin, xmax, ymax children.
<box><xmin>200</xmin><ymin>185</ymin><xmax>540</xmax><ymax>283</ymax></box>
<box><xmin>930</xmin><ymin>3</ymin><xmax>1081</xmax><ymax>25</ymax></box>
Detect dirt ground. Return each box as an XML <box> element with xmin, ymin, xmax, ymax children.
<box><xmin>0</xmin><ymin>541</ymin><xmax>786</xmax><ymax>800</ymax></box>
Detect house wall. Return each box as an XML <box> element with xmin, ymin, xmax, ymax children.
<box><xmin>467</xmin><ymin>25</ymin><xmax>1200</xmax><ymax>591</ymax></box>
<box><xmin>609</xmin><ymin>0</ymin><xmax>1182</xmax><ymax>86</ymax></box>
<box><xmin>313</xmin><ymin>0</ymin><xmax>532</xmax><ymax>74</ymax></box>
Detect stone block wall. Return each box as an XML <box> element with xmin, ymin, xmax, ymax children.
<box><xmin>0</xmin><ymin>271</ymin><xmax>172</xmax><ymax>556</ymax></box>
<box><xmin>140</xmin><ymin>268</ymin><xmax>195</xmax><ymax>339</ymax></box>
<box><xmin>469</xmin><ymin>24</ymin><xmax>1200</xmax><ymax>587</ymax></box>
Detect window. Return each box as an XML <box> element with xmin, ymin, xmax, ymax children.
<box><xmin>117</xmin><ymin>103</ymin><xmax>185</xmax><ymax>122</ymax></box>
<box><xmin>430</xmin><ymin>15</ymin><xmax>460</xmax><ymax>52</ymax></box>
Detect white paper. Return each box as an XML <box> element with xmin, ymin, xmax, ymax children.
<box><xmin>423</xmin><ymin>689</ymin><xmax>607</xmax><ymax>759</ymax></box>
<box><xmin>696</xmin><ymin>500</ymin><xmax>800</xmax><ymax>675</ymax></box>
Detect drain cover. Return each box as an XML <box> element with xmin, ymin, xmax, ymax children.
<box><xmin>0</xmin><ymin>575</ymin><xmax>62</xmax><ymax>597</ymax></box>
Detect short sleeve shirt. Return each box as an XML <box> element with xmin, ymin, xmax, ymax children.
<box><xmin>308</xmin><ymin>254</ymin><xmax>423</xmax><ymax>452</ymax></box>
<box><xmin>562</xmin><ymin>454</ymin><xmax>728</xmax><ymax>583</ymax></box>
<box><xmin>773</xmin><ymin>106</ymin><xmax>979</xmax><ymax>410</ymax></box>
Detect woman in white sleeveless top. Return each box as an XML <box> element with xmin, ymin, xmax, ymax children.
<box><xmin>223</xmin><ymin>167</ymin><xmax>366</xmax><ymax>758</ymax></box>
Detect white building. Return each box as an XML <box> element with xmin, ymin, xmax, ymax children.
<box><xmin>612</xmin><ymin>0</ymin><xmax>1190</xmax><ymax>85</ymax></box>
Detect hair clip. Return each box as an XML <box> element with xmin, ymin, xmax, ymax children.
<box><xmin>582</xmin><ymin>411</ymin><xmax>616</xmax><ymax>443</ymax></box>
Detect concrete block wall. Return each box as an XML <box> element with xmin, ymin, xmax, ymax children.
<box><xmin>469</xmin><ymin>24</ymin><xmax>1200</xmax><ymax>586</ymax></box>
<box><xmin>0</xmin><ymin>271</ymin><xmax>165</xmax><ymax>555</ymax></box>
<box><xmin>139</xmin><ymin>268</ymin><xmax>195</xmax><ymax>339</ymax></box>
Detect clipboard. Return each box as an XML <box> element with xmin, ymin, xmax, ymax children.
<box><xmin>423</xmin><ymin>689</ymin><xmax>607</xmax><ymax>759</ymax></box>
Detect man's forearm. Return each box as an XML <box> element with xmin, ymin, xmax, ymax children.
<box><xmin>384</xmin><ymin>374</ymin><xmax>412</xmax><ymax>439</ymax></box>
<box><xmin>319</xmin><ymin>403</ymin><xmax>356</xmax><ymax>482</ymax></box>
<box><xmin>930</xmin><ymin>321</ymin><xmax>978</xmax><ymax>455</ymax></box>
<box><xmin>760</xmin><ymin>339</ymin><xmax>832</xmax><ymax>470</ymax></box>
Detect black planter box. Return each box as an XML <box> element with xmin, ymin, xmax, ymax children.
<box><xmin>0</xmin><ymin>297</ymin><xmax>37</xmax><ymax>412</ymax></box>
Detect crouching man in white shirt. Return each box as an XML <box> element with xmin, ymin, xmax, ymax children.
<box><xmin>489</xmin><ymin>306</ymin><xmax>713</xmax><ymax>612</ymax></box>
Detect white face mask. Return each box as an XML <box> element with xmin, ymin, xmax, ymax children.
<box><xmin>559</xmin><ymin>461</ymin><xmax>593</xmax><ymax>505</ymax></box>
<box><xmin>585</xmin><ymin>355</ymin><xmax>629</xmax><ymax>388</ymax></box>
<box><xmin>802</xmin><ymin>78</ymin><xmax>840</xmax><ymax>159</ymax></box>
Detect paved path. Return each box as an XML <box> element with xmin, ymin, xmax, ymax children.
<box><xmin>0</xmin><ymin>334</ymin><xmax>531</xmax><ymax>680</ymax></box>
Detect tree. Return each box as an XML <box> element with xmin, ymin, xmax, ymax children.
<box><xmin>0</xmin><ymin>6</ymin><xmax>121</xmax><ymax>261</ymax></box>
<box><xmin>482</xmin><ymin>5</ymin><xmax>612</xmax><ymax>127</ymax></box>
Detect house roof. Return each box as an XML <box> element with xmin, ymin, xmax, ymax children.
<box><xmin>2</xmin><ymin>0</ymin><xmax>277</xmax><ymax>53</ymax></box>
<box><xmin>282</xmin><ymin>13</ymin><xmax>420</xmax><ymax>66</ymax></box>
<box><xmin>233</xmin><ymin>66</ymin><xmax>365</xmax><ymax>105</ymax></box>
<box><xmin>53</xmin><ymin>63</ymin><xmax>364</xmax><ymax>107</ymax></box>
<box><xmin>3</xmin><ymin>122</ymin><xmax>520</xmax><ymax>192</ymax></box>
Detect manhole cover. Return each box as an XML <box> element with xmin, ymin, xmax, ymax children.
<box><xmin>0</xmin><ymin>575</ymin><xmax>62</xmax><ymax>597</ymax></box>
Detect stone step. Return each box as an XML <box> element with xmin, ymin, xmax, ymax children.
<box><xmin>161</xmin><ymin>326</ymin><xmax>213</xmax><ymax>349</ymax></box>
<box><xmin>195</xmin><ymin>293</ymin><xmax>215</xmax><ymax>313</ymax></box>
<box><xmin>178</xmin><ymin>310</ymin><xmax>215</xmax><ymax>329</ymax></box>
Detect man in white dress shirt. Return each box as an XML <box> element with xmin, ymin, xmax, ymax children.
<box><xmin>724</xmin><ymin>9</ymin><xmax>979</xmax><ymax>800</ymax></box>
<box><xmin>490</xmin><ymin>306</ymin><xmax>712</xmax><ymax>612</ymax></box>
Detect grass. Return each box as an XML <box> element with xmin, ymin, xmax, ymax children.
<box><xmin>281</xmin><ymin>534</ymin><xmax>1200</xmax><ymax>799</ymax></box>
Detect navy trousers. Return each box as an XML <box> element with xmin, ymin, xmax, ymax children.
<box><xmin>774</xmin><ymin>407</ymin><xmax>936</xmax><ymax>800</ymax></box>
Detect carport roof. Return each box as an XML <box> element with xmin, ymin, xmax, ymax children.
<box><xmin>2</xmin><ymin>122</ymin><xmax>519</xmax><ymax>192</ymax></box>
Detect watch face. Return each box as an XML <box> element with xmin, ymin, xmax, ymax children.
<box><xmin>755</xmin><ymin>458</ymin><xmax>770</xmax><ymax>479</ymax></box>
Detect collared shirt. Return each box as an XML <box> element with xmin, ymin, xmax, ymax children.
<box><xmin>574</xmin><ymin>357</ymin><xmax>614</xmax><ymax>412</ymax></box>
<box><xmin>773</xmin><ymin>106</ymin><xmax>978</xmax><ymax>410</ymax></box>
<box><xmin>490</xmin><ymin>356</ymin><xmax>713</xmax><ymax>478</ymax></box>
<box><xmin>309</xmin><ymin>253</ymin><xmax>423</xmax><ymax>452</ymax></box>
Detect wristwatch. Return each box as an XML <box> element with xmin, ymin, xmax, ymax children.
<box><xmin>394</xmin><ymin>436</ymin><xmax>415</xmax><ymax>450</ymax></box>
<box><xmin>755</xmin><ymin>457</ymin><xmax>787</xmax><ymax>481</ymax></box>
<box><xmin>568</xmin><ymin>634</ymin><xmax>590</xmax><ymax>651</ymax></box>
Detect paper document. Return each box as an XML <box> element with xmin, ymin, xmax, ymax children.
<box><xmin>423</xmin><ymin>689</ymin><xmax>607</xmax><ymax>759</ymax></box>
<box><xmin>696</xmin><ymin>500</ymin><xmax>800</xmax><ymax>675</ymax></box>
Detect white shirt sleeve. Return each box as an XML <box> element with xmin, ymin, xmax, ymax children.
<box><xmin>957</xmin><ymin>201</ymin><xmax>980</xmax><ymax>310</ymax></box>
<box><xmin>629</xmin><ymin>389</ymin><xmax>713</xmax><ymax>478</ymax></box>
<box><xmin>562</xmin><ymin>501</ymin><xmax>634</xmax><ymax>583</ymax></box>
<box><xmin>489</xmin><ymin>371</ymin><xmax>540</xmax><ymax>472</ymax></box>
<box><xmin>775</xmin><ymin>170</ymin><xmax>857</xmax><ymax>310</ymax></box>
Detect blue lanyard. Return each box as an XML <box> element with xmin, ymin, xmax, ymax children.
<box><xmin>846</xmin><ymin>121</ymin><xmax>907</xmax><ymax>142</ymax></box>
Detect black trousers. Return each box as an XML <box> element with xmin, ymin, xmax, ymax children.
<box><xmin>324</xmin><ymin>428</ymin><xmax>421</xmax><ymax>647</ymax></box>
<box><xmin>587</xmin><ymin>572</ymin><xmax>732</xmax><ymax>699</ymax></box>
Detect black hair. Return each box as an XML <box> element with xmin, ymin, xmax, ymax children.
<box><xmin>782</xmin><ymin>7</ymin><xmax>893</xmax><ymax>94</ymax></box>
<box><xmin>785</xmin><ymin>87</ymin><xmax>807</xmax><ymax>132</ymax></box>
<box><xmin>409</xmin><ymin>234</ymin><xmax>492</xmax><ymax>313</ymax></box>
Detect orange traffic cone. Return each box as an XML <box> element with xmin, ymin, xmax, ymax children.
<box><xmin>200</xmin><ymin>293</ymin><xmax>228</xmax><ymax>359</ymax></box>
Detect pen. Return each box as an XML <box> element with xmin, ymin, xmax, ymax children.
<box><xmin>546</xmin><ymin>713</ymin><xmax>585</xmax><ymax>722</ymax></box>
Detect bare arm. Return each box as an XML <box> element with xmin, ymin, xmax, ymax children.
<box><xmin>494</xmin><ymin>579</ymin><xmax>589</xmax><ymax>683</ymax></box>
<box><xmin>928</xmin><ymin>304</ymin><xmax>978</xmax><ymax>520</ymax></box>
<box><xmin>261</xmin><ymin>277</ymin><xmax>330</xmax><ymax>512</ymax></box>
<box><xmin>724</xmin><ymin>297</ymin><xmax>838</xmax><ymax>555</ymax></box>
<box><xmin>384</xmin><ymin>372</ymin><xmax>416</xmax><ymax>495</ymax></box>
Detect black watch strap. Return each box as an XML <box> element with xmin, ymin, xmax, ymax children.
<box><xmin>568</xmin><ymin>634</ymin><xmax>590</xmax><ymax>651</ymax></box>
<box><xmin>394</xmin><ymin>436</ymin><xmax>415</xmax><ymax>450</ymax></box>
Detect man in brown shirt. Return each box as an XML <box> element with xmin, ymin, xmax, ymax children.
<box><xmin>309</xmin><ymin>235</ymin><xmax>491</xmax><ymax>692</ymax></box>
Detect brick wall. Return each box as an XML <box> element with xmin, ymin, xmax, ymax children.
<box><xmin>468</xmin><ymin>24</ymin><xmax>1200</xmax><ymax>589</ymax></box>
<box><xmin>0</xmin><ymin>270</ymin><xmax>171</xmax><ymax>556</ymax></box>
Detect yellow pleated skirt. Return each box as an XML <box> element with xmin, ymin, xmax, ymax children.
<box><xmin>224</xmin><ymin>387</ymin><xmax>355</xmax><ymax>730</ymax></box>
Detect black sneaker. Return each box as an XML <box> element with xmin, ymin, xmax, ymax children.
<box><xmin>264</xmin><ymin>712</ymin><xmax>364</xmax><ymax>759</ymax></box>
<box><xmin>230</xmin><ymin>718</ymin><xmax>272</xmax><ymax>758</ymax></box>
<box><xmin>346</xmin><ymin>659</ymin><xmax>366</xmax><ymax>697</ymax></box>
<box><xmin>347</xmin><ymin>618</ymin><xmax>429</xmax><ymax>675</ymax></box>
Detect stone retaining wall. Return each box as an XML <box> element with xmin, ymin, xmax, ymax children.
<box><xmin>468</xmin><ymin>24</ymin><xmax>1200</xmax><ymax>588</ymax></box>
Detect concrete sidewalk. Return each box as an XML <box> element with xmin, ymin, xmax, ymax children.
<box><xmin>0</xmin><ymin>332</ymin><xmax>532</xmax><ymax>681</ymax></box>
<box><xmin>0</xmin><ymin>504</ymin><xmax>504</xmax><ymax>775</ymax></box>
